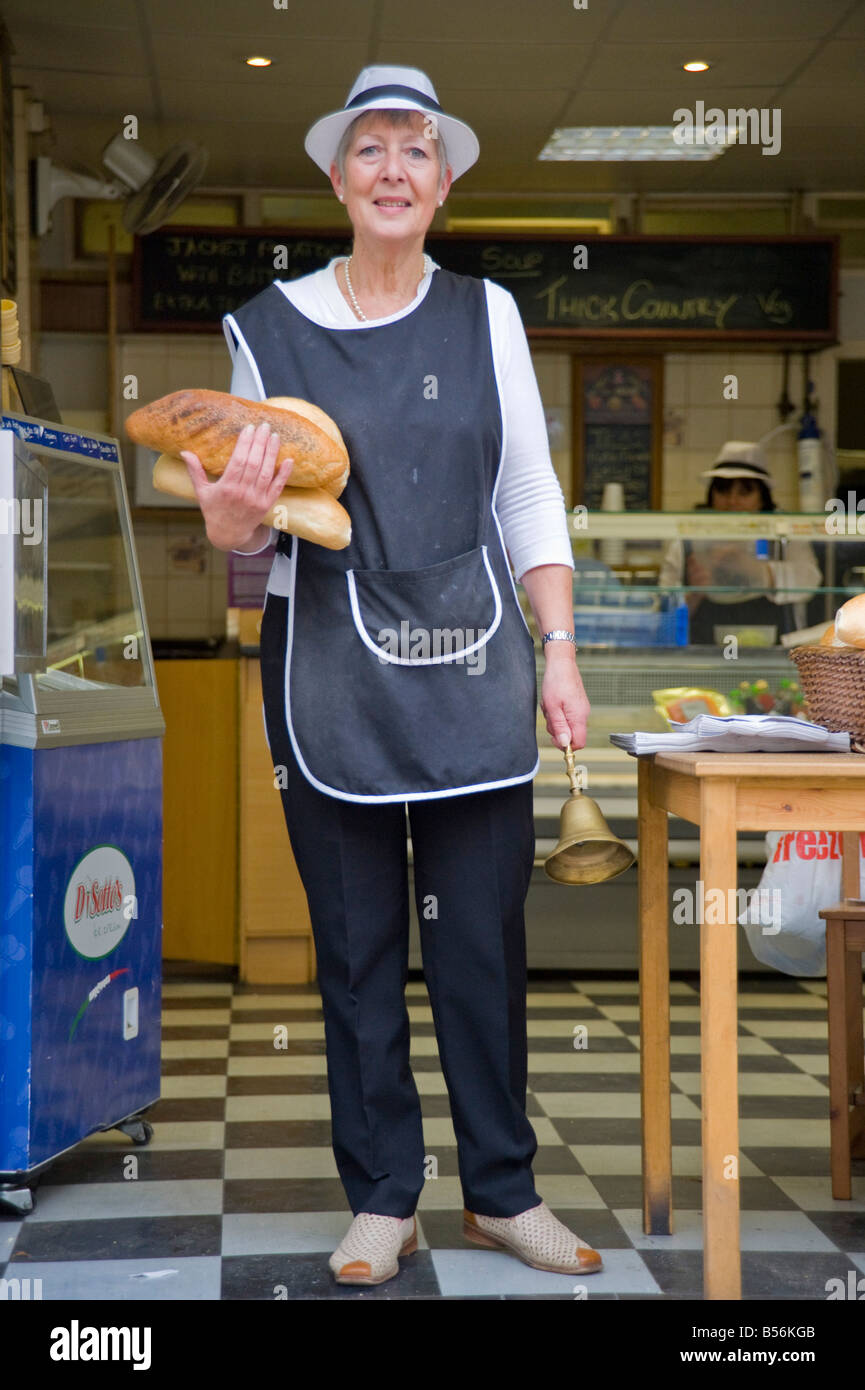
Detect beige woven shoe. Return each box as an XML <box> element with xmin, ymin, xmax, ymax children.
<box><xmin>463</xmin><ymin>1200</ymin><xmax>603</xmax><ymax>1274</ymax></box>
<box><xmin>329</xmin><ymin>1213</ymin><xmax>418</xmax><ymax>1286</ymax></box>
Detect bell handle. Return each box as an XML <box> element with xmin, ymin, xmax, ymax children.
<box><xmin>562</xmin><ymin>741</ymin><xmax>584</xmax><ymax>795</ymax></box>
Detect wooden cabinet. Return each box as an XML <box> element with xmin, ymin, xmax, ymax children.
<box><xmin>155</xmin><ymin>657</ymin><xmax>238</xmax><ymax>965</ymax></box>
<box><xmin>238</xmin><ymin>648</ymin><xmax>316</xmax><ymax>983</ymax></box>
<box><xmin>155</xmin><ymin>642</ymin><xmax>316</xmax><ymax>982</ymax></box>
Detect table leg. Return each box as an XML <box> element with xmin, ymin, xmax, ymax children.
<box><xmin>826</xmin><ymin>918</ymin><xmax>852</xmax><ymax>1200</ymax></box>
<box><xmin>699</xmin><ymin>779</ymin><xmax>741</xmax><ymax>1301</ymax></box>
<box><xmin>638</xmin><ymin>757</ymin><xmax>672</xmax><ymax>1235</ymax></box>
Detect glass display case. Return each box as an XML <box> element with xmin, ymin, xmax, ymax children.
<box><xmin>1</xmin><ymin>414</ymin><xmax>164</xmax><ymax>1203</ymax></box>
<box><xmin>517</xmin><ymin>509</ymin><xmax>864</xmax><ymax>751</ymax></box>
<box><xmin>1</xmin><ymin>413</ymin><xmax>164</xmax><ymax>746</ymax></box>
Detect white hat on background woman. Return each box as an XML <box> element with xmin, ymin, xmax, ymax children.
<box><xmin>701</xmin><ymin>440</ymin><xmax>773</xmax><ymax>490</ymax></box>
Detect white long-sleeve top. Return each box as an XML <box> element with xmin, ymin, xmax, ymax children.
<box><xmin>225</xmin><ymin>257</ymin><xmax>574</xmax><ymax>593</ymax></box>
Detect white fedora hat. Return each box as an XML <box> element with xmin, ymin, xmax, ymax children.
<box><xmin>304</xmin><ymin>64</ymin><xmax>480</xmax><ymax>182</ymax></box>
<box><xmin>701</xmin><ymin>440</ymin><xmax>773</xmax><ymax>488</ymax></box>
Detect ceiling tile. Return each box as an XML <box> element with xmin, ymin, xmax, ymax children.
<box><xmin>14</xmin><ymin>71</ymin><xmax>156</xmax><ymax>121</ymax></box>
<box><xmin>148</xmin><ymin>34</ymin><xmax>369</xmax><ymax>88</ymax></box>
<box><xmin>2</xmin><ymin>0</ymin><xmax>139</xmax><ymax>31</ymax></box>
<box><xmin>380</xmin><ymin>0</ymin><xmax>608</xmax><ymax>43</ymax></box>
<box><xmin>142</xmin><ymin>0</ymin><xmax>374</xmax><ymax>38</ymax></box>
<box><xmin>161</xmin><ymin>81</ymin><xmax>350</xmax><ymax>125</ymax></box>
<box><xmin>606</xmin><ymin>0</ymin><xmax>853</xmax><ymax>41</ymax></box>
<box><xmin>794</xmin><ymin>40</ymin><xmax>865</xmax><ymax>83</ymax></box>
<box><xmin>577</xmin><ymin>41</ymin><xmax>818</xmax><ymax>90</ymax></box>
<box><xmin>8</xmin><ymin>21</ymin><xmax>147</xmax><ymax>72</ymax></box>
<box><xmin>375</xmin><ymin>40</ymin><xmax>594</xmax><ymax>90</ymax></box>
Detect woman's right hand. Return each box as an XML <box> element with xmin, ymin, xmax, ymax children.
<box><xmin>180</xmin><ymin>421</ymin><xmax>294</xmax><ymax>551</ymax></box>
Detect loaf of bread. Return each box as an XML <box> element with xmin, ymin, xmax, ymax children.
<box><xmin>126</xmin><ymin>389</ymin><xmax>349</xmax><ymax>497</ymax></box>
<box><xmin>152</xmin><ymin>453</ymin><xmax>351</xmax><ymax>550</ymax></box>
<box><xmin>834</xmin><ymin>593</ymin><xmax>865</xmax><ymax>648</ymax></box>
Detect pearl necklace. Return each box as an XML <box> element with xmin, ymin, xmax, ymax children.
<box><xmin>342</xmin><ymin>254</ymin><xmax>433</xmax><ymax>322</ymax></box>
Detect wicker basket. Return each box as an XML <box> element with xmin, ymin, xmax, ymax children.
<box><xmin>789</xmin><ymin>645</ymin><xmax>865</xmax><ymax>752</ymax></box>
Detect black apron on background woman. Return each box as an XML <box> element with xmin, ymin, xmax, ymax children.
<box><xmin>682</xmin><ymin>537</ymin><xmax>797</xmax><ymax>643</ymax></box>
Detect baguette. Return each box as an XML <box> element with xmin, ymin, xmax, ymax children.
<box><xmin>152</xmin><ymin>454</ymin><xmax>351</xmax><ymax>550</ymax></box>
<box><xmin>126</xmin><ymin>389</ymin><xmax>349</xmax><ymax>497</ymax></box>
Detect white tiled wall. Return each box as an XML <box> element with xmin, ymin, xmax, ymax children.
<box><xmin>119</xmin><ymin>335</ymin><xmax>235</xmax><ymax>640</ymax></box>
<box><xmin>661</xmin><ymin>352</ymin><xmax>799</xmax><ymax>511</ymax></box>
<box><xmin>528</xmin><ymin>347</ymin><xmax>800</xmax><ymax>513</ymax></box>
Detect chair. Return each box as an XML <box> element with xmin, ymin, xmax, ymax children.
<box><xmin>817</xmin><ymin>899</ymin><xmax>865</xmax><ymax>1198</ymax></box>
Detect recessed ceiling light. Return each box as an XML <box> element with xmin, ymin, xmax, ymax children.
<box><xmin>246</xmin><ymin>56</ymin><xmax>272</xmax><ymax>67</ymax></box>
<box><xmin>683</xmin><ymin>60</ymin><xmax>710</xmax><ymax>72</ymax></box>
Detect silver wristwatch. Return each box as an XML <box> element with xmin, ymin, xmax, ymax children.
<box><xmin>541</xmin><ymin>630</ymin><xmax>577</xmax><ymax>649</ymax></box>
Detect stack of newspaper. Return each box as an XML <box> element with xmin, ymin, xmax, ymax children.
<box><xmin>609</xmin><ymin>714</ymin><xmax>851</xmax><ymax>755</ymax></box>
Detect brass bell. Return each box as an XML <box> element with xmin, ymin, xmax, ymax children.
<box><xmin>543</xmin><ymin>744</ymin><xmax>636</xmax><ymax>886</ymax></box>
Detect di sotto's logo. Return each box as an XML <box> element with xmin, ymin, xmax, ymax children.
<box><xmin>63</xmin><ymin>845</ymin><xmax>136</xmax><ymax>960</ymax></box>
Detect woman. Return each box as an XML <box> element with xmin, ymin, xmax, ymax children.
<box><xmin>658</xmin><ymin>442</ymin><xmax>821</xmax><ymax>644</ymax></box>
<box><xmin>181</xmin><ymin>65</ymin><xmax>600</xmax><ymax>1286</ymax></box>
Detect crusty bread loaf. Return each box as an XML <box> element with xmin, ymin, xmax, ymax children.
<box><xmin>152</xmin><ymin>454</ymin><xmax>351</xmax><ymax>550</ymax></box>
<box><xmin>835</xmin><ymin>593</ymin><xmax>865</xmax><ymax>648</ymax></box>
<box><xmin>126</xmin><ymin>389</ymin><xmax>349</xmax><ymax>497</ymax></box>
<box><xmin>266</xmin><ymin>396</ymin><xmax>349</xmax><ymax>496</ymax></box>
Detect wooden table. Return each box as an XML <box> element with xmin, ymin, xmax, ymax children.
<box><xmin>637</xmin><ymin>750</ymin><xmax>865</xmax><ymax>1301</ymax></box>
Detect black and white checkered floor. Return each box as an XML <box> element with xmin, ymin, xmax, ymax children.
<box><xmin>3</xmin><ymin>973</ymin><xmax>864</xmax><ymax>1301</ymax></box>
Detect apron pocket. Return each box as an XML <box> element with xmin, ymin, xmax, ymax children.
<box><xmin>346</xmin><ymin>544</ymin><xmax>502</xmax><ymax>665</ymax></box>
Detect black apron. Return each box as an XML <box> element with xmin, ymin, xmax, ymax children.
<box><xmin>225</xmin><ymin>271</ymin><xmax>540</xmax><ymax>803</ymax></box>
<box><xmin>682</xmin><ymin>537</ymin><xmax>797</xmax><ymax>644</ymax></box>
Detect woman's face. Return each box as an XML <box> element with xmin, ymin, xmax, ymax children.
<box><xmin>331</xmin><ymin>111</ymin><xmax>452</xmax><ymax>248</ymax></box>
<box><xmin>711</xmin><ymin>478</ymin><xmax>762</xmax><ymax>511</ymax></box>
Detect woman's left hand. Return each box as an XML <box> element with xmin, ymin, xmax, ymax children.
<box><xmin>540</xmin><ymin>651</ymin><xmax>591</xmax><ymax>751</ymax></box>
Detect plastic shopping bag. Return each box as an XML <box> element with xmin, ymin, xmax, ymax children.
<box><xmin>739</xmin><ymin>830</ymin><xmax>865</xmax><ymax>977</ymax></box>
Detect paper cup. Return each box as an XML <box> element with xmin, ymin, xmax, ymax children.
<box><xmin>1</xmin><ymin>341</ymin><xmax>22</xmax><ymax>363</ymax></box>
<box><xmin>601</xmin><ymin>482</ymin><xmax>625</xmax><ymax>511</ymax></box>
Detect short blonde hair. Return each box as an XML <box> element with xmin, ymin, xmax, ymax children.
<box><xmin>336</xmin><ymin>109</ymin><xmax>449</xmax><ymax>195</ymax></box>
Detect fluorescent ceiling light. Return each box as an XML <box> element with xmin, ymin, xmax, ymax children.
<box><xmin>538</xmin><ymin>126</ymin><xmax>737</xmax><ymax>162</ymax></box>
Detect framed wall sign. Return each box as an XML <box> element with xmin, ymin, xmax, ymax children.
<box><xmin>573</xmin><ymin>357</ymin><xmax>663</xmax><ymax>510</ymax></box>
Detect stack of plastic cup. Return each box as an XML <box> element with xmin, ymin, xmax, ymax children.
<box><xmin>599</xmin><ymin>482</ymin><xmax>625</xmax><ymax>567</ymax></box>
<box><xmin>1</xmin><ymin>299</ymin><xmax>21</xmax><ymax>365</ymax></box>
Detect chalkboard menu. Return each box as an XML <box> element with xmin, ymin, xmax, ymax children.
<box><xmin>574</xmin><ymin>359</ymin><xmax>662</xmax><ymax>510</ymax></box>
<box><xmin>133</xmin><ymin>230</ymin><xmax>838</xmax><ymax>343</ymax></box>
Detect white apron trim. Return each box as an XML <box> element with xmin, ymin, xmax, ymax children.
<box><xmin>345</xmin><ymin>545</ymin><xmax>502</xmax><ymax>666</ymax></box>
<box><xmin>223</xmin><ymin>314</ymin><xmax>266</xmax><ymax>400</ymax></box>
<box><xmin>281</xmin><ymin>538</ymin><xmax>539</xmax><ymax>804</ymax></box>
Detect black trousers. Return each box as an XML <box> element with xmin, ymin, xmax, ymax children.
<box><xmin>260</xmin><ymin>592</ymin><xmax>541</xmax><ymax>1218</ymax></box>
